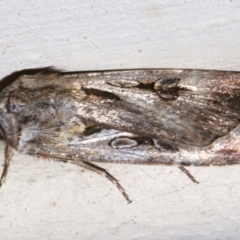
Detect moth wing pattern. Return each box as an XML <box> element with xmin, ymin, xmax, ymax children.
<box><xmin>0</xmin><ymin>68</ymin><xmax>240</xmax><ymax>202</ymax></box>
<box><xmin>2</xmin><ymin>69</ymin><xmax>239</xmax><ymax>154</ymax></box>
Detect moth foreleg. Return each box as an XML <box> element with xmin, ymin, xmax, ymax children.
<box><xmin>0</xmin><ymin>145</ymin><xmax>13</xmax><ymax>187</ymax></box>
<box><xmin>179</xmin><ymin>166</ymin><xmax>199</xmax><ymax>184</ymax></box>
<box><xmin>70</xmin><ymin>161</ymin><xmax>132</xmax><ymax>203</ymax></box>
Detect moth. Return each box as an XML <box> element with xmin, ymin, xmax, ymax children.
<box><xmin>0</xmin><ymin>68</ymin><xmax>240</xmax><ymax>203</ymax></box>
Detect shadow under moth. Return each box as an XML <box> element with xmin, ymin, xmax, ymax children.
<box><xmin>0</xmin><ymin>68</ymin><xmax>240</xmax><ymax>203</ymax></box>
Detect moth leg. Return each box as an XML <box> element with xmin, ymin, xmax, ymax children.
<box><xmin>70</xmin><ymin>161</ymin><xmax>132</xmax><ymax>203</ymax></box>
<box><xmin>179</xmin><ymin>166</ymin><xmax>199</xmax><ymax>184</ymax></box>
<box><xmin>0</xmin><ymin>145</ymin><xmax>13</xmax><ymax>187</ymax></box>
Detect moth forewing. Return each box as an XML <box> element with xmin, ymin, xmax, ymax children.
<box><xmin>0</xmin><ymin>68</ymin><xmax>240</xmax><ymax>202</ymax></box>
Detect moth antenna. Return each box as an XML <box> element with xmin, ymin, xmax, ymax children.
<box><xmin>179</xmin><ymin>166</ymin><xmax>199</xmax><ymax>184</ymax></box>
<box><xmin>71</xmin><ymin>161</ymin><xmax>132</xmax><ymax>203</ymax></box>
<box><xmin>0</xmin><ymin>145</ymin><xmax>13</xmax><ymax>187</ymax></box>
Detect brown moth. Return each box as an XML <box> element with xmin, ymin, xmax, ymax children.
<box><xmin>0</xmin><ymin>68</ymin><xmax>240</xmax><ymax>203</ymax></box>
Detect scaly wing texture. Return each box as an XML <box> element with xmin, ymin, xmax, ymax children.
<box><xmin>2</xmin><ymin>69</ymin><xmax>240</xmax><ymax>165</ymax></box>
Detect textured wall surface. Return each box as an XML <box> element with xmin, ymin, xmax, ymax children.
<box><xmin>0</xmin><ymin>1</ymin><xmax>240</xmax><ymax>239</ymax></box>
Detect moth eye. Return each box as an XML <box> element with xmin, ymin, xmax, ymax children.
<box><xmin>154</xmin><ymin>78</ymin><xmax>181</xmax><ymax>100</ymax></box>
<box><xmin>110</xmin><ymin>137</ymin><xmax>138</xmax><ymax>149</ymax></box>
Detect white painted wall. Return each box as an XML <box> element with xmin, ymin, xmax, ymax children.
<box><xmin>0</xmin><ymin>1</ymin><xmax>240</xmax><ymax>239</ymax></box>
